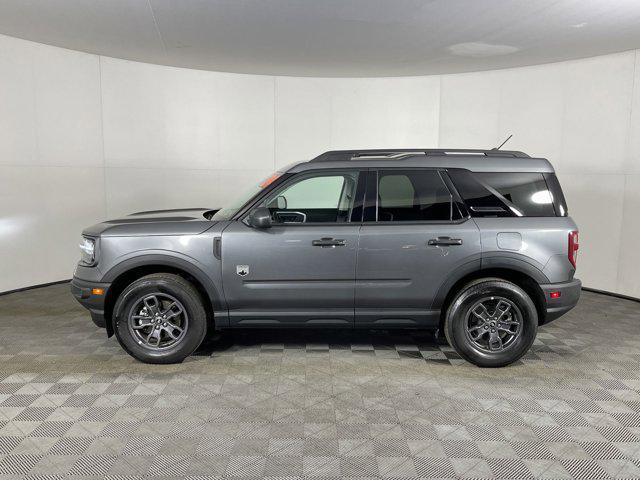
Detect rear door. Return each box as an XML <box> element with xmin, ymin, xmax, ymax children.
<box><xmin>355</xmin><ymin>169</ymin><xmax>481</xmax><ymax>327</ymax></box>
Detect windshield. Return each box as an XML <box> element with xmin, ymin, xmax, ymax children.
<box><xmin>211</xmin><ymin>172</ymin><xmax>282</xmax><ymax>221</ymax></box>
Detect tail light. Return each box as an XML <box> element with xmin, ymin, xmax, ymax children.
<box><xmin>568</xmin><ymin>230</ymin><xmax>579</xmax><ymax>268</ymax></box>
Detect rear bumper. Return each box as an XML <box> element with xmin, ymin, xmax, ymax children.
<box><xmin>70</xmin><ymin>277</ymin><xmax>111</xmax><ymax>330</ymax></box>
<box><xmin>540</xmin><ymin>278</ymin><xmax>581</xmax><ymax>324</ymax></box>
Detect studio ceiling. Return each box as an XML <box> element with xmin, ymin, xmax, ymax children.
<box><xmin>1</xmin><ymin>0</ymin><xmax>640</xmax><ymax>77</ymax></box>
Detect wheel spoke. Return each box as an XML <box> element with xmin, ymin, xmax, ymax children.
<box><xmin>164</xmin><ymin>325</ymin><xmax>183</xmax><ymax>340</ymax></box>
<box><xmin>471</xmin><ymin>303</ymin><xmax>491</xmax><ymax>321</ymax></box>
<box><xmin>470</xmin><ymin>329</ymin><xmax>485</xmax><ymax>341</ymax></box>
<box><xmin>131</xmin><ymin>315</ymin><xmax>153</xmax><ymax>330</ymax></box>
<box><xmin>162</xmin><ymin>302</ymin><xmax>183</xmax><ymax>319</ymax></box>
<box><xmin>494</xmin><ymin>300</ymin><xmax>512</xmax><ymax>321</ymax></box>
<box><xmin>160</xmin><ymin>301</ymin><xmax>176</xmax><ymax>314</ymax></box>
<box><xmin>143</xmin><ymin>296</ymin><xmax>161</xmax><ymax>316</ymax></box>
<box><xmin>500</xmin><ymin>320</ymin><xmax>520</xmax><ymax>326</ymax></box>
<box><xmin>132</xmin><ymin>322</ymin><xmax>153</xmax><ymax>330</ymax></box>
<box><xmin>467</xmin><ymin>325</ymin><xmax>485</xmax><ymax>341</ymax></box>
<box><xmin>488</xmin><ymin>332</ymin><xmax>503</xmax><ymax>351</ymax></box>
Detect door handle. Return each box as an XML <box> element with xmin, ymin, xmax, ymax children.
<box><xmin>312</xmin><ymin>237</ymin><xmax>347</xmax><ymax>248</ymax></box>
<box><xmin>428</xmin><ymin>236</ymin><xmax>463</xmax><ymax>246</ymax></box>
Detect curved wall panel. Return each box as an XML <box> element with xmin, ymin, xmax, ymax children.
<box><xmin>1</xmin><ymin>33</ymin><xmax>639</xmax><ymax>297</ymax></box>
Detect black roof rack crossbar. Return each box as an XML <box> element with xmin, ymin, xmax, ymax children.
<box><xmin>310</xmin><ymin>148</ymin><xmax>530</xmax><ymax>162</ymax></box>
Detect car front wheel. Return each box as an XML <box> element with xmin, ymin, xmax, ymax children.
<box><xmin>444</xmin><ymin>278</ymin><xmax>538</xmax><ymax>368</ymax></box>
<box><xmin>113</xmin><ymin>273</ymin><xmax>207</xmax><ymax>364</ymax></box>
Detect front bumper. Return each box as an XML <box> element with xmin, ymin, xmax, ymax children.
<box><xmin>540</xmin><ymin>278</ymin><xmax>582</xmax><ymax>324</ymax></box>
<box><xmin>70</xmin><ymin>277</ymin><xmax>111</xmax><ymax>330</ymax></box>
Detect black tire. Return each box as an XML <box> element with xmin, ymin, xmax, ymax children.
<box><xmin>444</xmin><ymin>278</ymin><xmax>537</xmax><ymax>368</ymax></box>
<box><xmin>113</xmin><ymin>273</ymin><xmax>208</xmax><ymax>364</ymax></box>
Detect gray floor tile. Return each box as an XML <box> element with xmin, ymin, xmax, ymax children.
<box><xmin>0</xmin><ymin>284</ymin><xmax>639</xmax><ymax>478</ymax></box>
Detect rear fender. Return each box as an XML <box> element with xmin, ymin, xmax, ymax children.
<box><xmin>432</xmin><ymin>255</ymin><xmax>548</xmax><ymax>310</ymax></box>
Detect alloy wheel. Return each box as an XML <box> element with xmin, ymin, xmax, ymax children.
<box><xmin>464</xmin><ymin>296</ymin><xmax>522</xmax><ymax>353</ymax></box>
<box><xmin>127</xmin><ymin>293</ymin><xmax>189</xmax><ymax>350</ymax></box>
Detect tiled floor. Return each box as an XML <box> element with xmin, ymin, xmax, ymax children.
<box><xmin>0</xmin><ymin>284</ymin><xmax>639</xmax><ymax>479</ymax></box>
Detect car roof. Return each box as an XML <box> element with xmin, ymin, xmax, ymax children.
<box><xmin>285</xmin><ymin>149</ymin><xmax>555</xmax><ymax>174</ymax></box>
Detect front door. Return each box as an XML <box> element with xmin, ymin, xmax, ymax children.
<box><xmin>355</xmin><ymin>169</ymin><xmax>481</xmax><ymax>327</ymax></box>
<box><xmin>221</xmin><ymin>169</ymin><xmax>363</xmax><ymax>326</ymax></box>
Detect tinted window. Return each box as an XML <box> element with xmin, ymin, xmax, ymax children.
<box><xmin>543</xmin><ymin>173</ymin><xmax>568</xmax><ymax>216</ymax></box>
<box><xmin>261</xmin><ymin>172</ymin><xmax>359</xmax><ymax>223</ymax></box>
<box><xmin>447</xmin><ymin>169</ymin><xmax>511</xmax><ymax>217</ymax></box>
<box><xmin>476</xmin><ymin>172</ymin><xmax>556</xmax><ymax>217</ymax></box>
<box><xmin>448</xmin><ymin>170</ymin><xmax>558</xmax><ymax>217</ymax></box>
<box><xmin>377</xmin><ymin>170</ymin><xmax>453</xmax><ymax>221</ymax></box>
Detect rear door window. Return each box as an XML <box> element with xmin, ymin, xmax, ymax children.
<box><xmin>376</xmin><ymin>170</ymin><xmax>456</xmax><ymax>221</ymax></box>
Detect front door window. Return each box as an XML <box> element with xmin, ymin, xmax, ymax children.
<box><xmin>260</xmin><ymin>171</ymin><xmax>359</xmax><ymax>224</ymax></box>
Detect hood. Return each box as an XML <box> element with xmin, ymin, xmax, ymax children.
<box><xmin>82</xmin><ymin>208</ymin><xmax>220</xmax><ymax>237</ymax></box>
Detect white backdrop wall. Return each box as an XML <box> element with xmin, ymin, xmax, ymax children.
<box><xmin>1</xmin><ymin>34</ymin><xmax>639</xmax><ymax>297</ymax></box>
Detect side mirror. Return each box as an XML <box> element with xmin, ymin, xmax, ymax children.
<box><xmin>266</xmin><ymin>195</ymin><xmax>287</xmax><ymax>210</ymax></box>
<box><xmin>276</xmin><ymin>195</ymin><xmax>287</xmax><ymax>209</ymax></box>
<box><xmin>247</xmin><ymin>207</ymin><xmax>272</xmax><ymax>229</ymax></box>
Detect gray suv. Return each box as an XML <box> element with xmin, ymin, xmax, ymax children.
<box><xmin>72</xmin><ymin>149</ymin><xmax>581</xmax><ymax>367</ymax></box>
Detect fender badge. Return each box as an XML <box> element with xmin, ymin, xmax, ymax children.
<box><xmin>236</xmin><ymin>265</ymin><xmax>249</xmax><ymax>277</ymax></box>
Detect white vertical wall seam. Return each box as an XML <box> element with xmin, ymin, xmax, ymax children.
<box><xmin>497</xmin><ymin>72</ymin><xmax>505</xmax><ymax>146</ymax></box>
<box><xmin>98</xmin><ymin>55</ymin><xmax>108</xmax><ymax>219</ymax></box>
<box><xmin>615</xmin><ymin>49</ymin><xmax>637</xmax><ymax>294</ymax></box>
<box><xmin>273</xmin><ymin>77</ymin><xmax>277</xmax><ymax>170</ymax></box>
<box><xmin>437</xmin><ymin>74</ymin><xmax>443</xmax><ymax>148</ymax></box>
<box><xmin>557</xmin><ymin>61</ymin><xmax>568</xmax><ymax>173</ymax></box>
<box><xmin>29</xmin><ymin>43</ymin><xmax>39</xmax><ymax>166</ymax></box>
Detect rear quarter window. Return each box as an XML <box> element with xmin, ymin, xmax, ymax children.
<box><xmin>476</xmin><ymin>172</ymin><xmax>556</xmax><ymax>217</ymax></box>
<box><xmin>448</xmin><ymin>170</ymin><xmax>560</xmax><ymax>217</ymax></box>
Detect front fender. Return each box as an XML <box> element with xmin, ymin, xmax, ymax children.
<box><xmin>102</xmin><ymin>253</ymin><xmax>224</xmax><ymax>312</ymax></box>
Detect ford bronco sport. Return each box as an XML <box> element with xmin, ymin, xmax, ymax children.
<box><xmin>72</xmin><ymin>149</ymin><xmax>581</xmax><ymax>367</ymax></box>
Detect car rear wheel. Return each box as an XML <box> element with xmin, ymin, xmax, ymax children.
<box><xmin>113</xmin><ymin>273</ymin><xmax>207</xmax><ymax>364</ymax></box>
<box><xmin>444</xmin><ymin>278</ymin><xmax>537</xmax><ymax>367</ymax></box>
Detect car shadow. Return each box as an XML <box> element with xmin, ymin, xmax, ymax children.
<box><xmin>193</xmin><ymin>327</ymin><xmax>445</xmax><ymax>357</ymax></box>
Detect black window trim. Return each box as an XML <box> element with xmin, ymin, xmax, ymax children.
<box><xmin>233</xmin><ymin>172</ymin><xmax>293</xmax><ymax>221</ymax></box>
<box><xmin>364</xmin><ymin>167</ymin><xmax>471</xmax><ymax>225</ymax></box>
<box><xmin>542</xmin><ymin>172</ymin><xmax>568</xmax><ymax>217</ymax></box>
<box><xmin>238</xmin><ymin>168</ymin><xmax>368</xmax><ymax>226</ymax></box>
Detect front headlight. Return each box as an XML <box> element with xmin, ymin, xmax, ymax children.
<box><xmin>79</xmin><ymin>236</ymin><xmax>96</xmax><ymax>265</ymax></box>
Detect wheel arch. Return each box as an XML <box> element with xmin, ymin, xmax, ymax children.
<box><xmin>102</xmin><ymin>255</ymin><xmax>221</xmax><ymax>336</ymax></box>
<box><xmin>435</xmin><ymin>265</ymin><xmax>547</xmax><ymax>329</ymax></box>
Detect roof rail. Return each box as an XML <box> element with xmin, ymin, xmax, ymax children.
<box><xmin>310</xmin><ymin>148</ymin><xmax>530</xmax><ymax>162</ymax></box>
